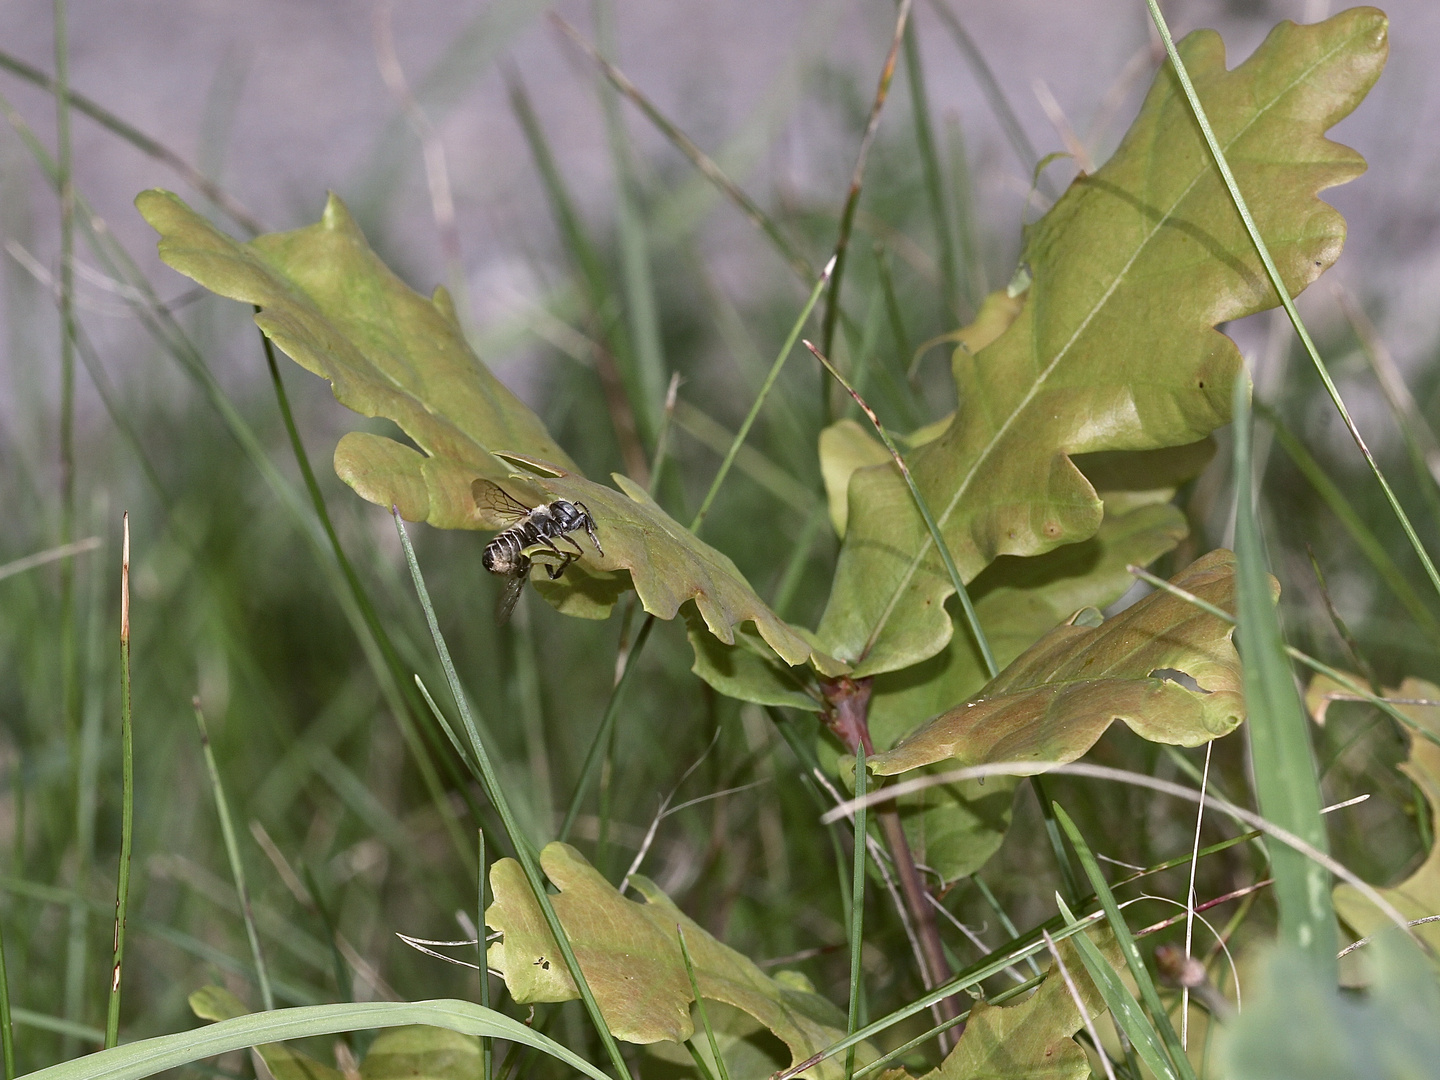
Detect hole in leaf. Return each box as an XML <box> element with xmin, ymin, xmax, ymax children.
<box><xmin>1151</xmin><ymin>667</ymin><xmax>1206</xmax><ymax>693</ymax></box>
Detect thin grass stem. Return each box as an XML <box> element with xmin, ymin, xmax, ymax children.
<box><xmin>804</xmin><ymin>340</ymin><xmax>995</xmax><ymax>677</ymax></box>
<box><xmin>393</xmin><ymin>511</ymin><xmax>632</xmax><ymax>1080</ymax></box>
<box><xmin>1257</xmin><ymin>403</ymin><xmax>1440</xmax><ymax>646</ymax></box>
<box><xmin>1143</xmin><ymin>0</ymin><xmax>1440</xmax><ymax>613</ymax></box>
<box><xmin>691</xmin><ymin>260</ymin><xmax>833</xmax><ymax>530</ymax></box>
<box><xmin>104</xmin><ymin>515</ymin><xmax>135</xmax><ymax>1047</ymax></box>
<box><xmin>257</xmin><ymin>327</ymin><xmax>476</xmax><ymax>873</ymax></box>
<box><xmin>551</xmin><ymin>16</ymin><xmax>813</xmax><ymax>283</ymax></box>
<box><xmin>559</xmin><ymin>614</ymin><xmax>656</xmax><ymax>843</ymax></box>
<box><xmin>193</xmin><ymin>700</ymin><xmax>274</xmax><ymax>1011</ymax></box>
<box><xmin>819</xmin><ymin>0</ymin><xmax>913</xmax><ymax>371</ymax></box>
<box><xmin>1054</xmin><ymin>806</ymin><xmax>1195</xmax><ymax>1080</ymax></box>
<box><xmin>900</xmin><ymin>16</ymin><xmax>960</xmax><ymax>317</ymax></box>
<box><xmin>844</xmin><ymin>745</ymin><xmax>867</xmax><ymax>1080</ymax></box>
<box><xmin>478</xmin><ymin>830</ymin><xmax>492</xmax><ymax>1080</ymax></box>
<box><xmin>925</xmin><ymin>1</ymin><xmax>1048</xmax><ymax>196</ymax></box>
<box><xmin>677</xmin><ymin>926</ymin><xmax>729</xmax><ymax>1080</ymax></box>
<box><xmin>0</xmin><ymin>919</ymin><xmax>11</xmax><ymax>1080</ymax></box>
<box><xmin>0</xmin><ymin>50</ymin><xmax>263</xmax><ymax>234</ymax></box>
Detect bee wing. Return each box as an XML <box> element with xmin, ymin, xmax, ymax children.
<box><xmin>473</xmin><ymin>479</ymin><xmax>532</xmax><ymax>525</ymax></box>
<box><xmin>494</xmin><ymin>568</ymin><xmax>529</xmax><ymax>626</ymax></box>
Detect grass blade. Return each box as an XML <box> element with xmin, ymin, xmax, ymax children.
<box><xmin>594</xmin><ymin>0</ymin><xmax>666</xmax><ymax>448</ymax></box>
<box><xmin>1054</xmin><ymin>804</ymin><xmax>1194</xmax><ymax>1080</ymax></box>
<box><xmin>844</xmin><ymin>745</ymin><xmax>868</xmax><ymax>1080</ymax></box>
<box><xmin>1143</xmin><ymin>0</ymin><xmax>1440</xmax><ymax>613</ymax></box>
<box><xmin>691</xmin><ymin>259</ymin><xmax>833</xmax><ymax>530</ymax></box>
<box><xmin>900</xmin><ymin>16</ymin><xmax>960</xmax><ymax>317</ymax></box>
<box><xmin>1232</xmin><ymin>379</ymin><xmax>1338</xmax><ymax>976</ymax></box>
<box><xmin>104</xmin><ymin>516</ymin><xmax>136</xmax><ymax>1047</ymax></box>
<box><xmin>804</xmin><ymin>339</ymin><xmax>994</xmax><ymax>677</ymax></box>
<box><xmin>478</xmin><ymin>830</ymin><xmax>492</xmax><ymax>1080</ymax></box>
<box><xmin>22</xmin><ymin>1000</ymin><xmax>610</xmax><ymax>1080</ymax></box>
<box><xmin>394</xmin><ymin>511</ymin><xmax>631</xmax><ymax>1080</ymax></box>
<box><xmin>1052</xmin><ymin>894</ymin><xmax>1177</xmax><ymax>1080</ymax></box>
<box><xmin>193</xmin><ymin>701</ymin><xmax>274</xmax><ymax>1012</ymax></box>
<box><xmin>818</xmin><ymin>0</ymin><xmax>913</xmax><ymax>367</ymax></box>
<box><xmin>559</xmin><ymin>615</ymin><xmax>656</xmax><ymax>843</ymax></box>
<box><xmin>677</xmin><ymin>926</ymin><xmax>730</xmax><ymax>1080</ymax></box>
<box><xmin>0</xmin><ymin>49</ymin><xmax>263</xmax><ymax>234</ymax></box>
<box><xmin>1258</xmin><ymin>404</ymin><xmax>1440</xmax><ymax>647</ymax></box>
<box><xmin>550</xmin><ymin>16</ymin><xmax>813</xmax><ymax>283</ymax></box>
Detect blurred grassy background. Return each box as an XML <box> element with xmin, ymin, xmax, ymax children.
<box><xmin>0</xmin><ymin>0</ymin><xmax>1437</xmax><ymax>1072</ymax></box>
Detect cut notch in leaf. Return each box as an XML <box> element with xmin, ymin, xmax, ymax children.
<box><xmin>870</xmin><ymin>550</ymin><xmax>1253</xmax><ymax>778</ymax></box>
<box><xmin>816</xmin><ymin>10</ymin><xmax>1386</xmax><ymax>678</ymax></box>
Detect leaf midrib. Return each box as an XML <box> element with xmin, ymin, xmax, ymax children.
<box><xmin>855</xmin><ymin>29</ymin><xmax>1351</xmax><ymax>667</ymax></box>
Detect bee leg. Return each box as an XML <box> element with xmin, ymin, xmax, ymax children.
<box><xmin>575</xmin><ymin>502</ymin><xmax>604</xmax><ymax>556</ymax></box>
<box><xmin>558</xmin><ymin>532</ymin><xmax>586</xmax><ymax>558</ymax></box>
<box><xmin>544</xmin><ymin>551</ymin><xmax>576</xmax><ymax>580</ymax></box>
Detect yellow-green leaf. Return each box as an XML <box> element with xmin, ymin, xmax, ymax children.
<box><xmin>870</xmin><ymin>550</ymin><xmax>1249</xmax><ymax>778</ymax></box>
<box><xmin>524</xmin><ymin>467</ymin><xmax>845</xmax><ymax>671</ymax></box>
<box><xmin>817</xmin><ymin>10</ymin><xmax>1386</xmax><ymax>678</ymax></box>
<box><xmin>360</xmin><ymin>1028</ymin><xmax>480</xmax><ymax>1080</ymax></box>
<box><xmin>136</xmin><ymin>189</ymin><xmax>574</xmax><ymax>530</ymax></box>
<box><xmin>486</xmin><ymin>842</ymin><xmax>868</xmax><ymax>1078</ymax></box>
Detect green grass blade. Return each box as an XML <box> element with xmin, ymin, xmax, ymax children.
<box><xmin>559</xmin><ymin>614</ymin><xmax>656</xmax><ymax>843</ymax></box>
<box><xmin>193</xmin><ymin>701</ymin><xmax>274</xmax><ymax>1012</ymax></box>
<box><xmin>1053</xmin><ymin>805</ymin><xmax>1194</xmax><ymax>1080</ymax></box>
<box><xmin>394</xmin><ymin>512</ymin><xmax>630</xmax><ymax>1080</ymax></box>
<box><xmin>594</xmin><ymin>0</ymin><xmax>666</xmax><ymax>448</ymax></box>
<box><xmin>478</xmin><ymin>830</ymin><xmax>492</xmax><ymax>1080</ymax></box>
<box><xmin>691</xmin><ymin>261</ymin><xmax>832</xmax><ymax>530</ymax></box>
<box><xmin>257</xmin><ymin>327</ymin><xmax>477</xmax><ymax>873</ymax></box>
<box><xmin>805</xmin><ymin>340</ymin><xmax>995</xmax><ymax>678</ymax></box>
<box><xmin>819</xmin><ymin>0</ymin><xmax>913</xmax><ymax>366</ymax></box>
<box><xmin>105</xmin><ymin>517</ymin><xmax>136</xmax><ymax>1048</ymax></box>
<box><xmin>900</xmin><ymin>17</ymin><xmax>960</xmax><ymax>317</ymax></box>
<box><xmin>677</xmin><ymin>926</ymin><xmax>730</xmax><ymax>1080</ymax></box>
<box><xmin>0</xmin><ymin>48</ymin><xmax>263</xmax><ymax>234</ymax></box>
<box><xmin>1053</xmin><ymin>894</ymin><xmax>1177</xmax><ymax>1080</ymax></box>
<box><xmin>1030</xmin><ymin>775</ymin><xmax>1083</xmax><ymax>906</ymax></box>
<box><xmin>1143</xmin><ymin>0</ymin><xmax>1440</xmax><ymax>614</ymax></box>
<box><xmin>844</xmin><ymin>745</ymin><xmax>868</xmax><ymax>1080</ymax></box>
<box><xmin>1257</xmin><ymin>403</ymin><xmax>1440</xmax><ymax>647</ymax></box>
<box><xmin>551</xmin><ymin>17</ymin><xmax>813</xmax><ymax>283</ymax></box>
<box><xmin>926</xmin><ymin>1</ymin><xmax>1048</xmax><ymax>196</ymax></box>
<box><xmin>21</xmin><ymin>1000</ymin><xmax>610</xmax><ymax>1080</ymax></box>
<box><xmin>1232</xmin><ymin>379</ymin><xmax>1338</xmax><ymax>977</ymax></box>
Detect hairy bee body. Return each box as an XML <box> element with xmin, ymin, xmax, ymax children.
<box><xmin>474</xmin><ymin>480</ymin><xmax>603</xmax><ymax>623</ymax></box>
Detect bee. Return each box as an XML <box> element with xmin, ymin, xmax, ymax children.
<box><xmin>473</xmin><ymin>479</ymin><xmax>603</xmax><ymax>624</ymax></box>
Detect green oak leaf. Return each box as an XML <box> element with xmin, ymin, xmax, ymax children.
<box><xmin>1310</xmin><ymin>676</ymin><xmax>1440</xmax><ymax>955</ymax></box>
<box><xmin>486</xmin><ymin>842</ymin><xmax>869</xmax><ymax>1078</ymax></box>
<box><xmin>866</xmin><ymin>495</ymin><xmax>1187</xmax><ymax>882</ymax></box>
<box><xmin>817</xmin><ymin>10</ymin><xmax>1386</xmax><ymax>678</ymax></box>
<box><xmin>870</xmin><ymin>550</ymin><xmax>1250</xmax><ymax>777</ymax></box>
<box><xmin>511</xmin><ymin>463</ymin><xmax>845</xmax><ymax>672</ymax></box>
<box><xmin>135</xmin><ymin>189</ymin><xmax>573</xmax><ymax>530</ymax></box>
<box><xmin>139</xmin><ymin>192</ymin><xmax>830</xmax><ymax>658</ymax></box>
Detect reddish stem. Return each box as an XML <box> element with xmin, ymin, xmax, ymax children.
<box><xmin>822</xmin><ymin>676</ymin><xmax>963</xmax><ymax>1042</ymax></box>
